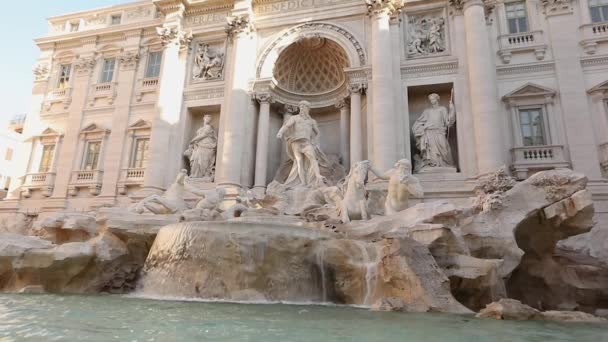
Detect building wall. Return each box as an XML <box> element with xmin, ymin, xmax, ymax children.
<box><xmin>0</xmin><ymin>0</ymin><xmax>606</xmax><ymax>224</ymax></box>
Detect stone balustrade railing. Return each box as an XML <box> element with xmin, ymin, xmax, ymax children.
<box><xmin>136</xmin><ymin>78</ymin><xmax>159</xmax><ymax>102</ymax></box>
<box><xmin>88</xmin><ymin>82</ymin><xmax>117</xmax><ymax>106</ymax></box>
<box><xmin>22</xmin><ymin>172</ymin><xmax>56</xmax><ymax>198</ymax></box>
<box><xmin>68</xmin><ymin>170</ymin><xmax>104</xmax><ymax>196</ymax></box>
<box><xmin>497</xmin><ymin>30</ymin><xmax>546</xmax><ymax>64</ymax></box>
<box><xmin>580</xmin><ymin>23</ymin><xmax>608</xmax><ymax>54</ymax></box>
<box><xmin>45</xmin><ymin>87</ymin><xmax>73</xmax><ymax>111</ymax></box>
<box><xmin>117</xmin><ymin>168</ymin><xmax>146</xmax><ymax>195</ymax></box>
<box><xmin>511</xmin><ymin>145</ymin><xmax>570</xmax><ymax>179</ymax></box>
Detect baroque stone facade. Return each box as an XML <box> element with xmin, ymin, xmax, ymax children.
<box><xmin>1</xmin><ymin>0</ymin><xmax>607</xmax><ymax>230</ymax></box>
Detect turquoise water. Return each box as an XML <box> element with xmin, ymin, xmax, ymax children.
<box><xmin>0</xmin><ymin>294</ymin><xmax>606</xmax><ymax>341</ymax></box>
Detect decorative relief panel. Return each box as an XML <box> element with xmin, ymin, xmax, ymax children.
<box><xmin>192</xmin><ymin>42</ymin><xmax>226</xmax><ymax>81</ymax></box>
<box><xmin>406</xmin><ymin>10</ymin><xmax>447</xmax><ymax>58</ymax></box>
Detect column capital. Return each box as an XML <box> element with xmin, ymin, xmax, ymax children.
<box><xmin>364</xmin><ymin>0</ymin><xmax>404</xmax><ymax>17</ymax></box>
<box><xmin>118</xmin><ymin>52</ymin><xmax>140</xmax><ymax>71</ymax></box>
<box><xmin>33</xmin><ymin>63</ymin><xmax>50</xmax><ymax>82</ymax></box>
<box><xmin>449</xmin><ymin>0</ymin><xmax>493</xmax><ymax>14</ymax></box>
<box><xmin>156</xmin><ymin>26</ymin><xmax>193</xmax><ymax>51</ymax></box>
<box><xmin>254</xmin><ymin>93</ymin><xmax>274</xmax><ymax>104</ymax></box>
<box><xmin>335</xmin><ymin>99</ymin><xmax>349</xmax><ymax>109</ymax></box>
<box><xmin>226</xmin><ymin>15</ymin><xmax>255</xmax><ymax>38</ymax></box>
<box><xmin>349</xmin><ymin>83</ymin><xmax>366</xmax><ymax>95</ymax></box>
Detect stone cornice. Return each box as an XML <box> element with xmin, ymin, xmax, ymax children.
<box><xmin>48</xmin><ymin>0</ymin><xmax>152</xmax><ymax>22</ymax></box>
<box><xmin>184</xmin><ymin>0</ymin><xmax>234</xmax><ymax>15</ymax></box>
<box><xmin>496</xmin><ymin>61</ymin><xmax>555</xmax><ymax>77</ymax></box>
<box><xmin>400</xmin><ymin>59</ymin><xmax>459</xmax><ymax>79</ymax></box>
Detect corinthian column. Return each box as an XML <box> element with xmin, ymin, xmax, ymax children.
<box><xmin>253</xmin><ymin>94</ymin><xmax>272</xmax><ymax>193</ymax></box>
<box><xmin>366</xmin><ymin>0</ymin><xmax>403</xmax><ymax>171</ymax></box>
<box><xmin>336</xmin><ymin>99</ymin><xmax>350</xmax><ymax>167</ymax></box>
<box><xmin>143</xmin><ymin>5</ymin><xmax>191</xmax><ymax>193</ymax></box>
<box><xmin>456</xmin><ymin>0</ymin><xmax>504</xmax><ymax>174</ymax></box>
<box><xmin>349</xmin><ymin>84</ymin><xmax>364</xmax><ymax>164</ymax></box>
<box><xmin>216</xmin><ymin>14</ymin><xmax>257</xmax><ymax>189</ymax></box>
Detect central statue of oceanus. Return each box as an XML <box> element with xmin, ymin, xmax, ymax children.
<box><xmin>276</xmin><ymin>101</ymin><xmax>334</xmax><ymax>188</ymax></box>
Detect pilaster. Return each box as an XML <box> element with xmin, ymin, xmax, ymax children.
<box><xmin>99</xmin><ymin>31</ymin><xmax>143</xmax><ymax>198</ymax></box>
<box><xmin>216</xmin><ymin>11</ymin><xmax>257</xmax><ymax>189</ymax></box>
<box><xmin>143</xmin><ymin>6</ymin><xmax>191</xmax><ymax>192</ymax></box>
<box><xmin>51</xmin><ymin>41</ymin><xmax>97</xmax><ymax>199</ymax></box>
<box><xmin>541</xmin><ymin>0</ymin><xmax>603</xmax><ymax>179</ymax></box>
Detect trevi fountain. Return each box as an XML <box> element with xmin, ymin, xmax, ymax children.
<box><xmin>1</xmin><ymin>0</ymin><xmax>608</xmax><ymax>340</ymax></box>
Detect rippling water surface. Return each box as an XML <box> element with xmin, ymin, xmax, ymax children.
<box><xmin>0</xmin><ymin>294</ymin><xmax>606</xmax><ymax>341</ymax></box>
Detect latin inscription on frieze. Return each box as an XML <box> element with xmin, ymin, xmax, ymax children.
<box><xmin>185</xmin><ymin>11</ymin><xmax>231</xmax><ymax>27</ymax></box>
<box><xmin>254</xmin><ymin>0</ymin><xmax>352</xmax><ymax>15</ymax></box>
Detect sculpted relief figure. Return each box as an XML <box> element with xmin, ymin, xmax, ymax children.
<box><xmin>184</xmin><ymin>115</ymin><xmax>217</xmax><ymax>181</ymax></box>
<box><xmin>276</xmin><ymin>101</ymin><xmax>332</xmax><ymax>188</ymax></box>
<box><xmin>130</xmin><ymin>170</ymin><xmax>188</xmax><ymax>215</ymax></box>
<box><xmin>408</xmin><ymin>15</ymin><xmax>446</xmax><ymax>57</ymax></box>
<box><xmin>412</xmin><ymin>93</ymin><xmax>456</xmax><ymax>173</ymax></box>
<box><xmin>373</xmin><ymin>159</ymin><xmax>424</xmax><ymax>215</ymax></box>
<box><xmin>194</xmin><ymin>43</ymin><xmax>225</xmax><ymax>80</ymax></box>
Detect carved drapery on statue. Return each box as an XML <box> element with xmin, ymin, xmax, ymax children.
<box><xmin>412</xmin><ymin>93</ymin><xmax>457</xmax><ymax>173</ymax></box>
<box><xmin>184</xmin><ymin>115</ymin><xmax>217</xmax><ymax>182</ymax></box>
<box><xmin>274</xmin><ymin>101</ymin><xmax>344</xmax><ymax>188</ymax></box>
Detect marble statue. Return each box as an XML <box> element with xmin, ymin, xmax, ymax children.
<box><xmin>184</xmin><ymin>115</ymin><xmax>217</xmax><ymax>181</ymax></box>
<box><xmin>276</xmin><ymin>101</ymin><xmax>332</xmax><ymax>188</ymax></box>
<box><xmin>194</xmin><ymin>43</ymin><xmax>225</xmax><ymax>80</ymax></box>
<box><xmin>408</xmin><ymin>14</ymin><xmax>446</xmax><ymax>57</ymax></box>
<box><xmin>130</xmin><ymin>170</ymin><xmax>188</xmax><ymax>215</ymax></box>
<box><xmin>373</xmin><ymin>159</ymin><xmax>424</xmax><ymax>215</ymax></box>
<box><xmin>340</xmin><ymin>160</ymin><xmax>373</xmax><ymax>224</ymax></box>
<box><xmin>412</xmin><ymin>93</ymin><xmax>456</xmax><ymax>173</ymax></box>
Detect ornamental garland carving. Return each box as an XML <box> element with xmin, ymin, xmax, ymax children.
<box><xmin>407</xmin><ymin>12</ymin><xmax>446</xmax><ymax>57</ymax></box>
<box><xmin>74</xmin><ymin>57</ymin><xmax>96</xmax><ymax>74</ymax></box>
<box><xmin>127</xmin><ymin>6</ymin><xmax>152</xmax><ymax>19</ymax></box>
<box><xmin>119</xmin><ymin>52</ymin><xmax>140</xmax><ymax>69</ymax></box>
<box><xmin>193</xmin><ymin>42</ymin><xmax>225</xmax><ymax>81</ymax></box>
<box><xmin>540</xmin><ymin>0</ymin><xmax>573</xmax><ymax>16</ymax></box>
<box><xmin>33</xmin><ymin>63</ymin><xmax>50</xmax><ymax>81</ymax></box>
<box><xmin>156</xmin><ymin>27</ymin><xmax>193</xmax><ymax>50</ymax></box>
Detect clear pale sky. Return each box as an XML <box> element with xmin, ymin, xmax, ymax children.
<box><xmin>0</xmin><ymin>0</ymin><xmax>129</xmax><ymax>125</ymax></box>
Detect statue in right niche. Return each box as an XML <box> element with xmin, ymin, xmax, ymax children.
<box><xmin>412</xmin><ymin>92</ymin><xmax>456</xmax><ymax>173</ymax></box>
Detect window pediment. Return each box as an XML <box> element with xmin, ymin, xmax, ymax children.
<box><xmin>127</xmin><ymin>119</ymin><xmax>151</xmax><ymax>131</ymax></box>
<box><xmin>588</xmin><ymin>80</ymin><xmax>608</xmax><ymax>94</ymax></box>
<box><xmin>503</xmin><ymin>83</ymin><xmax>556</xmax><ymax>104</ymax></box>
<box><xmin>80</xmin><ymin>123</ymin><xmax>110</xmax><ymax>138</ymax></box>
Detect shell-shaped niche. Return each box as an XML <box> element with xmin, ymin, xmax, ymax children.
<box><xmin>273</xmin><ymin>36</ymin><xmax>349</xmax><ymax>96</ymax></box>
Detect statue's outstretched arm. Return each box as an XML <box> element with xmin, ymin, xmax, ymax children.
<box><xmin>369</xmin><ymin>165</ymin><xmax>391</xmax><ymax>180</ymax></box>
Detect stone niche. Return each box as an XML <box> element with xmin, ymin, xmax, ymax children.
<box><xmin>183</xmin><ymin>106</ymin><xmax>221</xmax><ymax>183</ymax></box>
<box><xmin>407</xmin><ymin>83</ymin><xmax>459</xmax><ymax>173</ymax></box>
<box><xmin>267</xmin><ymin>104</ymin><xmax>343</xmax><ymax>183</ymax></box>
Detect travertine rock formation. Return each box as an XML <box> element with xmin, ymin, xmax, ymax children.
<box><xmin>477</xmin><ymin>299</ymin><xmax>606</xmax><ymax>323</ymax></box>
<box><xmin>137</xmin><ymin>221</ymin><xmax>471</xmax><ymax>313</ymax></box>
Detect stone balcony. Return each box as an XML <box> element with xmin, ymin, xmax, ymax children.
<box><xmin>117</xmin><ymin>168</ymin><xmax>145</xmax><ymax>194</ymax></box>
<box><xmin>600</xmin><ymin>142</ymin><xmax>608</xmax><ymax>175</ymax></box>
<box><xmin>44</xmin><ymin>87</ymin><xmax>73</xmax><ymax>111</ymax></box>
<box><xmin>511</xmin><ymin>145</ymin><xmax>570</xmax><ymax>180</ymax></box>
<box><xmin>88</xmin><ymin>82</ymin><xmax>117</xmax><ymax>106</ymax></box>
<box><xmin>68</xmin><ymin>170</ymin><xmax>104</xmax><ymax>196</ymax></box>
<box><xmin>135</xmin><ymin>78</ymin><xmax>159</xmax><ymax>102</ymax></box>
<box><xmin>497</xmin><ymin>31</ymin><xmax>547</xmax><ymax>64</ymax></box>
<box><xmin>21</xmin><ymin>172</ymin><xmax>56</xmax><ymax>198</ymax></box>
<box><xmin>580</xmin><ymin>22</ymin><xmax>608</xmax><ymax>55</ymax></box>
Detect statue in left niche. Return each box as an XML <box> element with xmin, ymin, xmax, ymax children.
<box><xmin>129</xmin><ymin>170</ymin><xmax>188</xmax><ymax>215</ymax></box>
<box><xmin>194</xmin><ymin>43</ymin><xmax>225</xmax><ymax>80</ymax></box>
<box><xmin>184</xmin><ymin>114</ymin><xmax>217</xmax><ymax>182</ymax></box>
